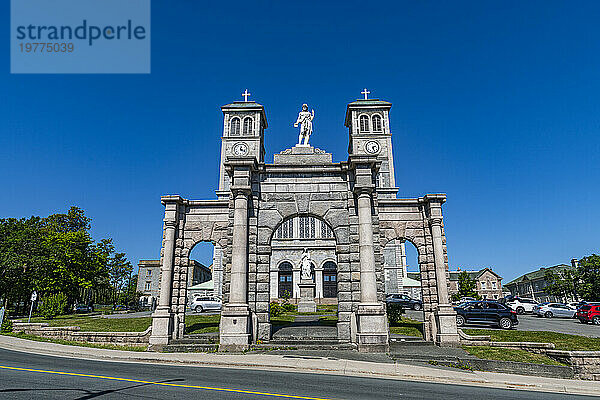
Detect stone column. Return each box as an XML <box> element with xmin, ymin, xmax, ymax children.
<box><xmin>315</xmin><ymin>267</ymin><xmax>324</xmax><ymax>299</ymax></box>
<box><xmin>355</xmin><ymin>187</ymin><xmax>389</xmax><ymax>352</ymax></box>
<box><xmin>149</xmin><ymin>197</ymin><xmax>180</xmax><ymax>347</ymax></box>
<box><xmin>425</xmin><ymin>195</ymin><xmax>459</xmax><ymax>346</ymax></box>
<box><xmin>357</xmin><ymin>191</ymin><xmax>378</xmax><ymax>303</ymax></box>
<box><xmin>219</xmin><ymin>188</ymin><xmax>251</xmax><ymax>350</ymax></box>
<box><xmin>230</xmin><ymin>190</ymin><xmax>249</xmax><ymax>304</ymax></box>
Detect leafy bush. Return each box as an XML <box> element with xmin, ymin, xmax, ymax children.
<box><xmin>282</xmin><ymin>303</ymin><xmax>297</xmax><ymax>312</ymax></box>
<box><xmin>386</xmin><ymin>302</ymin><xmax>404</xmax><ymax>324</ymax></box>
<box><xmin>38</xmin><ymin>293</ymin><xmax>68</xmax><ymax>319</ymax></box>
<box><xmin>270</xmin><ymin>302</ymin><xmax>283</xmax><ymax>317</ymax></box>
<box><xmin>1</xmin><ymin>317</ymin><xmax>12</xmax><ymax>333</ymax></box>
<box><xmin>279</xmin><ymin>290</ymin><xmax>296</xmax><ymax>312</ymax></box>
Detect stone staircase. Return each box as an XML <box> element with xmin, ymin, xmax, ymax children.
<box><xmin>162</xmin><ymin>334</ymin><xmax>219</xmax><ymax>353</ymax></box>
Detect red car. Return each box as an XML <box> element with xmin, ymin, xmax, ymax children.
<box><xmin>576</xmin><ymin>304</ymin><xmax>600</xmax><ymax>325</ymax></box>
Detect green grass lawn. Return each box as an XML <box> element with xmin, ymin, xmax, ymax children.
<box><xmin>462</xmin><ymin>329</ymin><xmax>600</xmax><ymax>351</ymax></box>
<box><xmin>389</xmin><ymin>317</ymin><xmax>424</xmax><ymax>338</ymax></box>
<box><xmin>22</xmin><ymin>315</ymin><xmax>152</xmax><ymax>332</ymax></box>
<box><xmin>4</xmin><ymin>332</ymin><xmax>147</xmax><ymax>351</ymax></box>
<box><xmin>185</xmin><ymin>314</ymin><xmax>220</xmax><ymax>334</ymax></box>
<box><xmin>462</xmin><ymin>345</ymin><xmax>565</xmax><ymax>366</ymax></box>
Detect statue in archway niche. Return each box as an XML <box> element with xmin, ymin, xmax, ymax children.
<box><xmin>300</xmin><ymin>249</ymin><xmax>312</xmax><ymax>280</ymax></box>
<box><xmin>294</xmin><ymin>104</ymin><xmax>315</xmax><ymax>146</ymax></box>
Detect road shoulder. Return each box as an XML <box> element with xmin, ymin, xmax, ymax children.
<box><xmin>0</xmin><ymin>334</ymin><xmax>598</xmax><ymax>397</ymax></box>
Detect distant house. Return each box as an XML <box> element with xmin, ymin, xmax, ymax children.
<box><xmin>449</xmin><ymin>268</ymin><xmax>503</xmax><ymax>300</ymax></box>
<box><xmin>406</xmin><ymin>267</ymin><xmax>503</xmax><ymax>300</ymax></box>
<box><xmin>504</xmin><ymin>264</ymin><xmax>574</xmax><ymax>303</ymax></box>
<box><xmin>137</xmin><ymin>259</ymin><xmax>212</xmax><ymax>308</ymax></box>
<box><xmin>402</xmin><ymin>276</ymin><xmax>422</xmax><ymax>300</ymax></box>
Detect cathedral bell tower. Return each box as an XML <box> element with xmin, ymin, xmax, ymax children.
<box><xmin>345</xmin><ymin>89</ymin><xmax>398</xmax><ymax>199</ymax></box>
<box><xmin>216</xmin><ymin>91</ymin><xmax>268</xmax><ymax>200</ymax></box>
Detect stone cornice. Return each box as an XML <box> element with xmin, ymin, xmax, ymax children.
<box><xmin>421</xmin><ymin>194</ymin><xmax>447</xmax><ymax>204</ymax></box>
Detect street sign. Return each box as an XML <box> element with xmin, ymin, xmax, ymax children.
<box><xmin>28</xmin><ymin>291</ymin><xmax>37</xmax><ymax>323</ymax></box>
<box><xmin>0</xmin><ymin>307</ymin><xmax>5</xmax><ymax>328</ymax></box>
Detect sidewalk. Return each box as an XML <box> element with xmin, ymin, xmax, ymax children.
<box><xmin>0</xmin><ymin>335</ymin><xmax>598</xmax><ymax>397</ymax></box>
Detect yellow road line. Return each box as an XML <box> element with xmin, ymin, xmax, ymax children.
<box><xmin>0</xmin><ymin>365</ymin><xmax>333</xmax><ymax>400</ymax></box>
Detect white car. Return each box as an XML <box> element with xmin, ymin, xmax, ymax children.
<box><xmin>190</xmin><ymin>297</ymin><xmax>222</xmax><ymax>313</ymax></box>
<box><xmin>533</xmin><ymin>303</ymin><xmax>576</xmax><ymax>318</ymax></box>
<box><xmin>507</xmin><ymin>298</ymin><xmax>538</xmax><ymax>314</ymax></box>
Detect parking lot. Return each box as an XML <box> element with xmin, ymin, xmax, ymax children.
<box><xmin>404</xmin><ymin>310</ymin><xmax>600</xmax><ymax>338</ymax></box>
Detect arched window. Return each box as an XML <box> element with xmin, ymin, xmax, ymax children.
<box><xmin>230</xmin><ymin>117</ymin><xmax>241</xmax><ymax>136</ymax></box>
<box><xmin>243</xmin><ymin>117</ymin><xmax>253</xmax><ymax>135</ymax></box>
<box><xmin>278</xmin><ymin>262</ymin><xmax>293</xmax><ymax>298</ymax></box>
<box><xmin>372</xmin><ymin>114</ymin><xmax>382</xmax><ymax>132</ymax></box>
<box><xmin>323</xmin><ymin>261</ymin><xmax>337</xmax><ymax>298</ymax></box>
<box><xmin>359</xmin><ymin>115</ymin><xmax>370</xmax><ymax>133</ymax></box>
<box><xmin>274</xmin><ymin>216</ymin><xmax>334</xmax><ymax>240</ymax></box>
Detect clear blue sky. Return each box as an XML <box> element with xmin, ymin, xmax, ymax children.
<box><xmin>2</xmin><ymin>1</ymin><xmax>599</xmax><ymax>282</ymax></box>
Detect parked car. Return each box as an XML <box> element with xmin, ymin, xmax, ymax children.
<box><xmin>73</xmin><ymin>304</ymin><xmax>93</xmax><ymax>313</ymax></box>
<box><xmin>454</xmin><ymin>301</ymin><xmax>518</xmax><ymax>329</ymax></box>
<box><xmin>576</xmin><ymin>304</ymin><xmax>600</xmax><ymax>325</ymax></box>
<box><xmin>385</xmin><ymin>294</ymin><xmax>422</xmax><ymax>311</ymax></box>
<box><xmin>533</xmin><ymin>303</ymin><xmax>576</xmax><ymax>318</ymax></box>
<box><xmin>190</xmin><ymin>297</ymin><xmax>222</xmax><ymax>313</ymax></box>
<box><xmin>506</xmin><ymin>298</ymin><xmax>538</xmax><ymax>314</ymax></box>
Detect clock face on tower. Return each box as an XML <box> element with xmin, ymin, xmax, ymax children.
<box><xmin>365</xmin><ymin>140</ymin><xmax>380</xmax><ymax>155</ymax></box>
<box><xmin>232</xmin><ymin>142</ymin><xmax>249</xmax><ymax>156</ymax></box>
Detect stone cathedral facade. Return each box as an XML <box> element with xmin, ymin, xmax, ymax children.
<box><xmin>149</xmin><ymin>95</ymin><xmax>459</xmax><ymax>351</ymax></box>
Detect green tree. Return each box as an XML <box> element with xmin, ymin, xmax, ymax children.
<box><xmin>107</xmin><ymin>252</ymin><xmax>133</xmax><ymax>306</ymax></box>
<box><xmin>544</xmin><ymin>268</ymin><xmax>578</xmax><ymax>301</ymax></box>
<box><xmin>576</xmin><ymin>254</ymin><xmax>600</xmax><ymax>302</ymax></box>
<box><xmin>0</xmin><ymin>207</ymin><xmax>129</xmax><ymax>315</ymax></box>
<box><xmin>0</xmin><ymin>217</ymin><xmax>47</xmax><ymax>313</ymax></box>
<box><xmin>452</xmin><ymin>271</ymin><xmax>480</xmax><ymax>302</ymax></box>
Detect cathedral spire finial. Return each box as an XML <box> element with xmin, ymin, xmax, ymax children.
<box><xmin>242</xmin><ymin>89</ymin><xmax>251</xmax><ymax>102</ymax></box>
<box><xmin>361</xmin><ymin>88</ymin><xmax>371</xmax><ymax>100</ymax></box>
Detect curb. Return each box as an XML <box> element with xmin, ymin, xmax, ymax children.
<box><xmin>0</xmin><ymin>335</ymin><xmax>599</xmax><ymax>396</ymax></box>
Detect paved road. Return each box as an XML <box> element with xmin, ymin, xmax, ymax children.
<box><xmin>404</xmin><ymin>310</ymin><xmax>600</xmax><ymax>337</ymax></box>
<box><xmin>0</xmin><ymin>348</ymin><xmax>595</xmax><ymax>400</ymax></box>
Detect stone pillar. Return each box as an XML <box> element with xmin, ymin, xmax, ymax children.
<box><xmin>149</xmin><ymin>197</ymin><xmax>180</xmax><ymax>347</ymax></box>
<box><xmin>355</xmin><ymin>186</ymin><xmax>389</xmax><ymax>352</ymax></box>
<box><xmin>219</xmin><ymin>187</ymin><xmax>251</xmax><ymax>350</ymax></box>
<box><xmin>315</xmin><ymin>267</ymin><xmax>324</xmax><ymax>299</ymax></box>
<box><xmin>425</xmin><ymin>195</ymin><xmax>459</xmax><ymax>346</ymax></box>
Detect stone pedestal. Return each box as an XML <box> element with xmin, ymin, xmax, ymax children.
<box><xmin>435</xmin><ymin>304</ymin><xmax>460</xmax><ymax>347</ymax></box>
<box><xmin>297</xmin><ymin>279</ymin><xmax>317</xmax><ymax>313</ymax></box>
<box><xmin>219</xmin><ymin>304</ymin><xmax>251</xmax><ymax>351</ymax></box>
<box><xmin>148</xmin><ymin>307</ymin><xmax>172</xmax><ymax>348</ymax></box>
<box><xmin>356</xmin><ymin>303</ymin><xmax>389</xmax><ymax>353</ymax></box>
<box><xmin>273</xmin><ymin>145</ymin><xmax>332</xmax><ymax>165</ymax></box>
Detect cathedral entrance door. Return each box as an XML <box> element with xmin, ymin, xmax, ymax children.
<box><xmin>278</xmin><ymin>262</ymin><xmax>293</xmax><ymax>298</ymax></box>
<box><xmin>322</xmin><ymin>261</ymin><xmax>337</xmax><ymax>298</ymax></box>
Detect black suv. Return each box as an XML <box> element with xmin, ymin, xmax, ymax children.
<box><xmin>454</xmin><ymin>301</ymin><xmax>518</xmax><ymax>329</ymax></box>
<box><xmin>385</xmin><ymin>294</ymin><xmax>423</xmax><ymax>311</ymax></box>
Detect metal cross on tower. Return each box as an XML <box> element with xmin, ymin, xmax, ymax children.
<box><xmin>361</xmin><ymin>88</ymin><xmax>370</xmax><ymax>100</ymax></box>
<box><xmin>242</xmin><ymin>89</ymin><xmax>251</xmax><ymax>102</ymax></box>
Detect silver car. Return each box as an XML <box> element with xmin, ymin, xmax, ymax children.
<box><xmin>190</xmin><ymin>297</ymin><xmax>222</xmax><ymax>313</ymax></box>
<box><xmin>533</xmin><ymin>303</ymin><xmax>576</xmax><ymax>318</ymax></box>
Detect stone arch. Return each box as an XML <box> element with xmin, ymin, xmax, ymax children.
<box><xmin>378</xmin><ymin>210</ymin><xmax>443</xmax><ymax>342</ymax></box>
<box><xmin>171</xmin><ymin>218</ymin><xmax>229</xmax><ymax>340</ymax></box>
